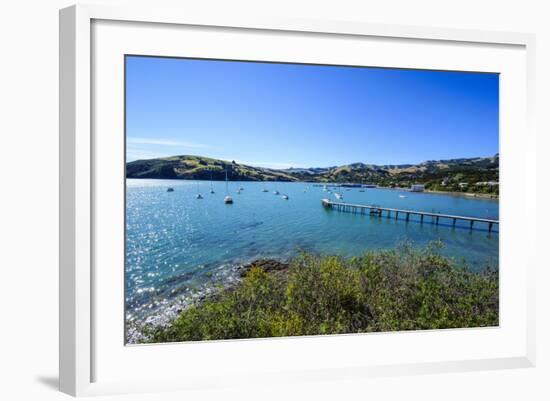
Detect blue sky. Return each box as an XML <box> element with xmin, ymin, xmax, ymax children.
<box><xmin>126</xmin><ymin>56</ymin><xmax>499</xmax><ymax>168</ymax></box>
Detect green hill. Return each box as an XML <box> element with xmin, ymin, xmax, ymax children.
<box><xmin>126</xmin><ymin>154</ymin><xmax>499</xmax><ymax>193</ymax></box>
<box><xmin>126</xmin><ymin>155</ymin><xmax>297</xmax><ymax>182</ymax></box>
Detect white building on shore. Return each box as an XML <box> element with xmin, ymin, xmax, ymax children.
<box><xmin>410</xmin><ymin>184</ymin><xmax>425</xmax><ymax>192</ymax></box>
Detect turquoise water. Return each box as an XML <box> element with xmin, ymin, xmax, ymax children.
<box><xmin>126</xmin><ymin>179</ymin><xmax>499</xmax><ymax>320</ymax></box>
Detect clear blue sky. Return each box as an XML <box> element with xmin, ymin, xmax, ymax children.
<box><xmin>126</xmin><ymin>56</ymin><xmax>499</xmax><ymax>168</ymax></box>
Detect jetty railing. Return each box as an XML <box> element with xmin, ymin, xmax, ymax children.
<box><xmin>321</xmin><ymin>199</ymin><xmax>499</xmax><ymax>233</ymax></box>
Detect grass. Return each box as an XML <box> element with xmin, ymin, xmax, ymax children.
<box><xmin>144</xmin><ymin>242</ymin><xmax>498</xmax><ymax>343</ymax></box>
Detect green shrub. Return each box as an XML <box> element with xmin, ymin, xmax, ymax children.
<box><xmin>145</xmin><ymin>243</ymin><xmax>498</xmax><ymax>343</ymax></box>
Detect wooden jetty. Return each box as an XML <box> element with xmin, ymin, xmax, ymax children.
<box><xmin>321</xmin><ymin>199</ymin><xmax>499</xmax><ymax>233</ymax></box>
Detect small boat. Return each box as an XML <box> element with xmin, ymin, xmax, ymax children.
<box><xmin>335</xmin><ymin>193</ymin><xmax>343</xmax><ymax>200</ymax></box>
<box><xmin>399</xmin><ymin>194</ymin><xmax>407</xmax><ymax>199</ymax></box>
<box><xmin>239</xmin><ymin>187</ymin><xmax>244</xmax><ymax>191</ymax></box>
<box><xmin>224</xmin><ymin>169</ymin><xmax>233</xmax><ymax>204</ymax></box>
<box><xmin>273</xmin><ymin>190</ymin><xmax>280</xmax><ymax>195</ymax></box>
<box><xmin>282</xmin><ymin>194</ymin><xmax>289</xmax><ymax>200</ymax></box>
<box><xmin>359</xmin><ymin>189</ymin><xmax>365</xmax><ymax>192</ymax></box>
<box><xmin>261</xmin><ymin>188</ymin><xmax>269</xmax><ymax>192</ymax></box>
<box><xmin>167</xmin><ymin>187</ymin><xmax>174</xmax><ymax>192</ymax></box>
<box><xmin>209</xmin><ymin>172</ymin><xmax>215</xmax><ymax>194</ymax></box>
<box><xmin>196</xmin><ymin>181</ymin><xmax>203</xmax><ymax>199</ymax></box>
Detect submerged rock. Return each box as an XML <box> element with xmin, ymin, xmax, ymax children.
<box><xmin>239</xmin><ymin>259</ymin><xmax>289</xmax><ymax>277</ymax></box>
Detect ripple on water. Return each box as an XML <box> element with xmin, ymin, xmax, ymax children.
<box><xmin>125</xmin><ymin>179</ymin><xmax>499</xmax><ymax>326</ymax></box>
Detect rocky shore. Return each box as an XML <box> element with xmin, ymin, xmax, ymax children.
<box><xmin>126</xmin><ymin>258</ymin><xmax>289</xmax><ymax>344</ymax></box>
<box><xmin>239</xmin><ymin>258</ymin><xmax>290</xmax><ymax>277</ymax></box>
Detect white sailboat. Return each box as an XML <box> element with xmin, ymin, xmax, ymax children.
<box><xmin>209</xmin><ymin>172</ymin><xmax>215</xmax><ymax>194</ymax></box>
<box><xmin>224</xmin><ymin>169</ymin><xmax>233</xmax><ymax>204</ymax></box>
<box><xmin>282</xmin><ymin>194</ymin><xmax>289</xmax><ymax>200</ymax></box>
<box><xmin>335</xmin><ymin>192</ymin><xmax>343</xmax><ymax>200</ymax></box>
<box><xmin>273</xmin><ymin>182</ymin><xmax>280</xmax><ymax>195</ymax></box>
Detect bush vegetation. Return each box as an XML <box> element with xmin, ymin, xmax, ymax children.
<box><xmin>145</xmin><ymin>243</ymin><xmax>498</xmax><ymax>343</ymax></box>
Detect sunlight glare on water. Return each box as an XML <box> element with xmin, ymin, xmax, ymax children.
<box><xmin>126</xmin><ymin>179</ymin><xmax>499</xmax><ymax>319</ymax></box>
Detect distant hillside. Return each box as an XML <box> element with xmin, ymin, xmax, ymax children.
<box><xmin>126</xmin><ymin>154</ymin><xmax>499</xmax><ymax>193</ymax></box>
<box><xmin>126</xmin><ymin>155</ymin><xmax>298</xmax><ymax>182</ymax></box>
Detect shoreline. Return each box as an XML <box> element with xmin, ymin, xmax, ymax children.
<box><xmin>374</xmin><ymin>185</ymin><xmax>498</xmax><ymax>200</ymax></box>
<box><xmin>126</xmin><ymin>249</ymin><xmax>498</xmax><ymax>344</ymax></box>
<box><xmin>424</xmin><ymin>189</ymin><xmax>498</xmax><ymax>200</ymax></box>
<box><xmin>139</xmin><ymin>247</ymin><xmax>499</xmax><ymax>344</ymax></box>
<box><xmin>126</xmin><ymin>258</ymin><xmax>290</xmax><ymax>344</ymax></box>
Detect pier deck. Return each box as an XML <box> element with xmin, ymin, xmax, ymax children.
<box><xmin>321</xmin><ymin>199</ymin><xmax>499</xmax><ymax>232</ymax></box>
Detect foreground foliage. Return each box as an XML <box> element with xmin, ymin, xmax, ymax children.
<box><xmin>146</xmin><ymin>243</ymin><xmax>498</xmax><ymax>342</ymax></box>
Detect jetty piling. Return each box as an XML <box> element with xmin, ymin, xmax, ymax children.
<box><xmin>321</xmin><ymin>199</ymin><xmax>498</xmax><ymax>233</ymax></box>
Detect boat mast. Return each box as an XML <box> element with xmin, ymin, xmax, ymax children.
<box><xmin>225</xmin><ymin>169</ymin><xmax>229</xmax><ymax>194</ymax></box>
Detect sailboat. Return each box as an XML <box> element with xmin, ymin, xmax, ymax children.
<box><xmin>335</xmin><ymin>192</ymin><xmax>343</xmax><ymax>200</ymax></box>
<box><xmin>224</xmin><ymin>169</ymin><xmax>233</xmax><ymax>204</ymax></box>
<box><xmin>196</xmin><ymin>180</ymin><xmax>203</xmax><ymax>199</ymax></box>
<box><xmin>282</xmin><ymin>194</ymin><xmax>289</xmax><ymax>200</ymax></box>
<box><xmin>209</xmin><ymin>172</ymin><xmax>215</xmax><ymax>194</ymax></box>
<box><xmin>273</xmin><ymin>182</ymin><xmax>280</xmax><ymax>195</ymax></box>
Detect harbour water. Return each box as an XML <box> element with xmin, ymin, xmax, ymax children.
<box><xmin>126</xmin><ymin>179</ymin><xmax>499</xmax><ymax>325</ymax></box>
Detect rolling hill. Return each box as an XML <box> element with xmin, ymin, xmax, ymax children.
<box><xmin>126</xmin><ymin>154</ymin><xmax>499</xmax><ymax>192</ymax></box>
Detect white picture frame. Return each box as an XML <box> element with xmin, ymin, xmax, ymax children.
<box><xmin>59</xmin><ymin>4</ymin><xmax>536</xmax><ymax>397</ymax></box>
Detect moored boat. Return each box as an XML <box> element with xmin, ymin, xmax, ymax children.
<box><xmin>224</xmin><ymin>169</ymin><xmax>233</xmax><ymax>204</ymax></box>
